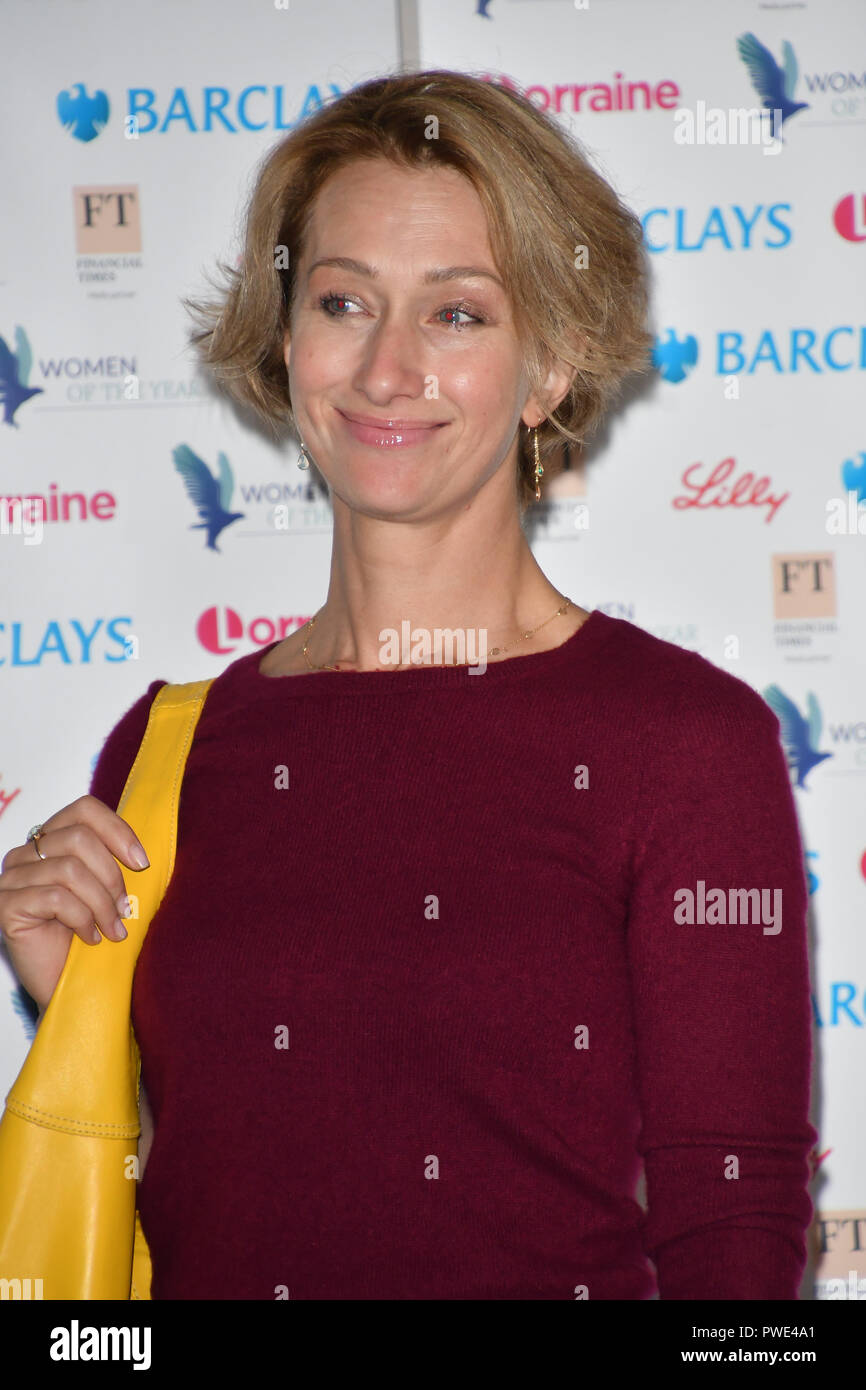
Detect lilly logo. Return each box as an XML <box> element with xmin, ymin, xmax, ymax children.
<box><xmin>736</xmin><ymin>33</ymin><xmax>809</xmax><ymax>133</ymax></box>
<box><xmin>57</xmin><ymin>83</ymin><xmax>110</xmax><ymax>141</ymax></box>
<box><xmin>0</xmin><ymin>327</ymin><xmax>43</xmax><ymax>427</ymax></box>
<box><xmin>173</xmin><ymin>444</ymin><xmax>245</xmax><ymax>551</ymax></box>
<box><xmin>652</xmin><ymin>329</ymin><xmax>698</xmax><ymax>383</ymax></box>
<box><xmin>763</xmin><ymin>685</ymin><xmax>832</xmax><ymax>790</ymax></box>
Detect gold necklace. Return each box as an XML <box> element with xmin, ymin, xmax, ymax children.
<box><xmin>302</xmin><ymin>598</ymin><xmax>573</xmax><ymax>672</ymax></box>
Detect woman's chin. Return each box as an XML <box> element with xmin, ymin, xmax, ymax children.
<box><xmin>330</xmin><ymin>466</ymin><xmax>441</xmax><ymax>517</ymax></box>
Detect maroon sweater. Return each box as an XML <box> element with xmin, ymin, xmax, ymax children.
<box><xmin>89</xmin><ymin>609</ymin><xmax>816</xmax><ymax>1300</ymax></box>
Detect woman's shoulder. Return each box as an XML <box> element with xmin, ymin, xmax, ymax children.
<box><xmin>589</xmin><ymin>612</ymin><xmax>779</xmax><ymax>740</ymax></box>
<box><xmin>89</xmin><ymin>678</ymin><xmax>169</xmax><ymax>812</ymax></box>
<box><xmin>87</xmin><ymin>642</ymin><xmax>265</xmax><ymax>810</ymax></box>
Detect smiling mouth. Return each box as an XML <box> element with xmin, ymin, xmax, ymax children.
<box><xmin>336</xmin><ymin>409</ymin><xmax>448</xmax><ymax>447</ymax></box>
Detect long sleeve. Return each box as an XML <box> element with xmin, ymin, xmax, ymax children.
<box><xmin>108</xmin><ymin>611</ymin><xmax>818</xmax><ymax>1298</ymax></box>
<box><xmin>625</xmin><ymin>672</ymin><xmax>816</xmax><ymax>1299</ymax></box>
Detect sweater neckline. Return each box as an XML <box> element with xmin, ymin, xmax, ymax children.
<box><xmin>237</xmin><ymin>606</ymin><xmax>611</xmax><ymax>696</ymax></box>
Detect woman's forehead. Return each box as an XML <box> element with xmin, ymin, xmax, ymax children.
<box><xmin>301</xmin><ymin>162</ymin><xmax>495</xmax><ymax>265</ymax></box>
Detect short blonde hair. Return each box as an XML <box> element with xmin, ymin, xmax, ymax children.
<box><xmin>184</xmin><ymin>68</ymin><xmax>653</xmax><ymax>508</ymax></box>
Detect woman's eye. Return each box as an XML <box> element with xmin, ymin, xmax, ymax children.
<box><xmin>318</xmin><ymin>292</ymin><xmax>483</xmax><ymax>330</ymax></box>
<box><xmin>437</xmin><ymin>305</ymin><xmax>482</xmax><ymax>329</ymax></box>
<box><xmin>319</xmin><ymin>293</ymin><xmax>360</xmax><ymax>317</ymax></box>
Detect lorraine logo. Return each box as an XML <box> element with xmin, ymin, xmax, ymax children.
<box><xmin>652</xmin><ymin>329</ymin><xmax>698</xmax><ymax>383</ymax></box>
<box><xmin>833</xmin><ymin>194</ymin><xmax>866</xmax><ymax>243</ymax></box>
<box><xmin>57</xmin><ymin>83</ymin><xmax>110</xmax><ymax>142</ymax></box>
<box><xmin>842</xmin><ymin>450</ymin><xmax>866</xmax><ymax>502</ymax></box>
<box><xmin>735</xmin><ymin>33</ymin><xmax>810</xmax><ymax>134</ymax></box>
<box><xmin>173</xmin><ymin>445</ymin><xmax>246</xmax><ymax>552</ymax></box>
<box><xmin>196</xmin><ymin>606</ymin><xmax>309</xmax><ymax>655</ymax></box>
<box><xmin>763</xmin><ymin>685</ymin><xmax>832</xmax><ymax>790</ymax></box>
<box><xmin>0</xmin><ymin>327</ymin><xmax>43</xmax><ymax>427</ymax></box>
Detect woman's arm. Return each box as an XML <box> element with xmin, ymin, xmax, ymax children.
<box><xmin>138</xmin><ymin>1081</ymin><xmax>154</xmax><ymax>1180</ymax></box>
<box><xmin>625</xmin><ymin>667</ymin><xmax>816</xmax><ymax>1299</ymax></box>
<box><xmin>85</xmin><ymin>681</ymin><xmax>167</xmax><ymax>1187</ymax></box>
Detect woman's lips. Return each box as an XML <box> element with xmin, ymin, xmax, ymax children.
<box><xmin>336</xmin><ymin>409</ymin><xmax>448</xmax><ymax>448</ymax></box>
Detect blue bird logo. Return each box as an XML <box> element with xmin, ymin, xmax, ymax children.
<box><xmin>763</xmin><ymin>685</ymin><xmax>832</xmax><ymax>790</ymax></box>
<box><xmin>0</xmin><ymin>327</ymin><xmax>44</xmax><ymax>427</ymax></box>
<box><xmin>736</xmin><ymin>33</ymin><xmax>810</xmax><ymax>132</ymax></box>
<box><xmin>841</xmin><ymin>450</ymin><xmax>866</xmax><ymax>504</ymax></box>
<box><xmin>172</xmin><ymin>444</ymin><xmax>246</xmax><ymax>551</ymax></box>
<box><xmin>56</xmin><ymin>83</ymin><xmax>110</xmax><ymax>141</ymax></box>
<box><xmin>10</xmin><ymin>984</ymin><xmax>38</xmax><ymax>1043</ymax></box>
<box><xmin>652</xmin><ymin>329</ymin><xmax>698</xmax><ymax>384</ymax></box>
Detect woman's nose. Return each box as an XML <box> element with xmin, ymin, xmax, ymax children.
<box><xmin>352</xmin><ymin>313</ymin><xmax>429</xmax><ymax>401</ymax></box>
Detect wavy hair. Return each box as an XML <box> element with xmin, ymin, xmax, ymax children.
<box><xmin>183</xmin><ymin>68</ymin><xmax>653</xmax><ymax>507</ymax></box>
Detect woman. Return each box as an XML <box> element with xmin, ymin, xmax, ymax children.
<box><xmin>0</xmin><ymin>69</ymin><xmax>815</xmax><ymax>1300</ymax></box>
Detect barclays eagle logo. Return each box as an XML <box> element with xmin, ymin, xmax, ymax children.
<box><xmin>841</xmin><ymin>450</ymin><xmax>866</xmax><ymax>504</ymax></box>
<box><xmin>652</xmin><ymin>329</ymin><xmax>698</xmax><ymax>384</ymax></box>
<box><xmin>173</xmin><ymin>444</ymin><xmax>245</xmax><ymax>551</ymax></box>
<box><xmin>57</xmin><ymin>83</ymin><xmax>110</xmax><ymax>141</ymax></box>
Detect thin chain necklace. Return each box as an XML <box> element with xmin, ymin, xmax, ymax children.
<box><xmin>302</xmin><ymin>598</ymin><xmax>573</xmax><ymax>672</ymax></box>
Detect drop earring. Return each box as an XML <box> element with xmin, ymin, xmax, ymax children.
<box><xmin>532</xmin><ymin>425</ymin><xmax>544</xmax><ymax>502</ymax></box>
<box><xmin>297</xmin><ymin>439</ymin><xmax>310</xmax><ymax>471</ymax></box>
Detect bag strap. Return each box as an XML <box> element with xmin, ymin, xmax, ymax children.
<box><xmin>116</xmin><ymin>679</ymin><xmax>215</xmax><ymax>916</ymax></box>
<box><xmin>5</xmin><ymin>678</ymin><xmax>214</xmax><ymax>1135</ymax></box>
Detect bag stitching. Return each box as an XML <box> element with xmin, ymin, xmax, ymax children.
<box><xmin>5</xmin><ymin>1098</ymin><xmax>139</xmax><ymax>1135</ymax></box>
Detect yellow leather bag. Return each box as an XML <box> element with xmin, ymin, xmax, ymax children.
<box><xmin>0</xmin><ymin>677</ymin><xmax>214</xmax><ymax>1299</ymax></box>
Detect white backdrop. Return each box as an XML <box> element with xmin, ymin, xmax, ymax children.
<box><xmin>1</xmin><ymin>0</ymin><xmax>864</xmax><ymax>1300</ymax></box>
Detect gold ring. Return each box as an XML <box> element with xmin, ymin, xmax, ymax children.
<box><xmin>26</xmin><ymin>824</ymin><xmax>47</xmax><ymax>861</ymax></box>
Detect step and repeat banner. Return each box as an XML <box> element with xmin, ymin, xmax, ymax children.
<box><xmin>1</xmin><ymin>0</ymin><xmax>864</xmax><ymax>1300</ymax></box>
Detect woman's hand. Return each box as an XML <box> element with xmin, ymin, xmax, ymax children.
<box><xmin>0</xmin><ymin>795</ymin><xmax>150</xmax><ymax>1015</ymax></box>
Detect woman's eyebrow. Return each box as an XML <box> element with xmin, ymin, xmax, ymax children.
<box><xmin>307</xmin><ymin>255</ymin><xmax>504</xmax><ymax>289</ymax></box>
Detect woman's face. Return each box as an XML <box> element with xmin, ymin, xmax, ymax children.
<box><xmin>284</xmin><ymin>156</ymin><xmax>547</xmax><ymax>520</ymax></box>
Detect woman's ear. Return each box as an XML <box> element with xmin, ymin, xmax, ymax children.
<box><xmin>521</xmin><ymin>356</ymin><xmax>578</xmax><ymax>428</ymax></box>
